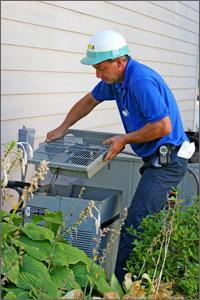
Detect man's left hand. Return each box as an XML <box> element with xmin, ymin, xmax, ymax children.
<box><xmin>103</xmin><ymin>135</ymin><xmax>126</xmax><ymax>161</ymax></box>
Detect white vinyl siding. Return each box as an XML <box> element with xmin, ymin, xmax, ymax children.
<box><xmin>1</xmin><ymin>0</ymin><xmax>199</xmax><ymax>148</ymax></box>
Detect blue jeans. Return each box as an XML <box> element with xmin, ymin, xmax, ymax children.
<box><xmin>114</xmin><ymin>149</ymin><xmax>188</xmax><ymax>284</ymax></box>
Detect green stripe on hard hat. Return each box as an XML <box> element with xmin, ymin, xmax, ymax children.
<box><xmin>80</xmin><ymin>45</ymin><xmax>129</xmax><ymax>65</ymax></box>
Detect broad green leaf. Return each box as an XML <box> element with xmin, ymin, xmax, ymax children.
<box><xmin>110</xmin><ymin>273</ymin><xmax>124</xmax><ymax>297</ymax></box>
<box><xmin>17</xmin><ymin>272</ymin><xmax>37</xmax><ymax>290</ymax></box>
<box><xmin>18</xmin><ymin>271</ymin><xmax>59</xmax><ymax>298</ymax></box>
<box><xmin>31</xmin><ymin>288</ymin><xmax>50</xmax><ymax>300</ymax></box>
<box><xmin>51</xmin><ymin>243</ymin><xmax>69</xmax><ymax>266</ymax></box>
<box><xmin>1</xmin><ymin>222</ymin><xmax>18</xmax><ymax>236</ymax></box>
<box><xmin>2</xmin><ymin>245</ymin><xmax>18</xmax><ymax>273</ymax></box>
<box><xmin>4</xmin><ymin>291</ymin><xmax>16</xmax><ymax>299</ymax></box>
<box><xmin>50</xmin><ymin>266</ymin><xmax>80</xmax><ymax>290</ymax></box>
<box><xmin>2</xmin><ymin>246</ymin><xmax>19</xmax><ymax>284</ymax></box>
<box><xmin>44</xmin><ymin>210</ymin><xmax>64</xmax><ymax>224</ymax></box>
<box><xmin>71</xmin><ymin>262</ymin><xmax>88</xmax><ymax>287</ymax></box>
<box><xmin>29</xmin><ymin>214</ymin><xmax>44</xmax><ymax>224</ymax></box>
<box><xmin>31</xmin><ymin>287</ymin><xmax>61</xmax><ymax>300</ymax></box>
<box><xmin>43</xmin><ymin>216</ymin><xmax>62</xmax><ymax>224</ymax></box>
<box><xmin>45</xmin><ymin>222</ymin><xmax>61</xmax><ymax>236</ymax></box>
<box><xmin>33</xmin><ymin>282</ymin><xmax>60</xmax><ymax>300</ymax></box>
<box><xmin>0</xmin><ymin>210</ymin><xmax>9</xmax><ymax>220</ymax></box>
<box><xmin>51</xmin><ymin>243</ymin><xmax>89</xmax><ymax>266</ymax></box>
<box><xmin>14</xmin><ymin>235</ymin><xmax>51</xmax><ymax>261</ymax></box>
<box><xmin>12</xmin><ymin>214</ymin><xmax>24</xmax><ymax>226</ymax></box>
<box><xmin>71</xmin><ymin>262</ymin><xmax>111</xmax><ymax>293</ymax></box>
<box><xmin>20</xmin><ymin>254</ymin><xmax>49</xmax><ymax>280</ymax></box>
<box><xmin>4</xmin><ymin>287</ymin><xmax>29</xmax><ymax>298</ymax></box>
<box><xmin>91</xmin><ymin>263</ymin><xmax>112</xmax><ymax>293</ymax></box>
<box><xmin>22</xmin><ymin>223</ymin><xmax>54</xmax><ymax>244</ymax></box>
<box><xmin>42</xmin><ymin>211</ymin><xmax>64</xmax><ymax>235</ymax></box>
<box><xmin>6</xmin><ymin>264</ymin><xmax>19</xmax><ymax>286</ymax></box>
<box><xmin>16</xmin><ymin>291</ymin><xmax>30</xmax><ymax>299</ymax></box>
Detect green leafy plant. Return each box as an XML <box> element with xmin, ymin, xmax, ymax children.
<box><xmin>126</xmin><ymin>196</ymin><xmax>199</xmax><ymax>299</ymax></box>
<box><xmin>1</xmin><ymin>141</ymin><xmax>124</xmax><ymax>299</ymax></box>
<box><xmin>1</xmin><ymin>141</ymin><xmax>23</xmax><ymax>188</ymax></box>
<box><xmin>2</xmin><ymin>141</ymin><xmax>198</xmax><ymax>299</ymax></box>
<box><xmin>1</xmin><ymin>208</ymin><xmax>125</xmax><ymax>299</ymax></box>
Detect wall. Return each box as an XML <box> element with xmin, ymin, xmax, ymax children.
<box><xmin>1</xmin><ymin>1</ymin><xmax>199</xmax><ymax>150</ymax></box>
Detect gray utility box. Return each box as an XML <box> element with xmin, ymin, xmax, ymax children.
<box><xmin>177</xmin><ymin>163</ymin><xmax>199</xmax><ymax>206</ymax></box>
<box><xmin>79</xmin><ymin>156</ymin><xmax>199</xmax><ymax>210</ymax></box>
<box><xmin>28</xmin><ymin>129</ymin><xmax>199</xmax><ymax>279</ymax></box>
<box><xmin>26</xmin><ymin>184</ymin><xmax>122</xmax><ymax>278</ymax></box>
<box><xmin>38</xmin><ymin>150</ymin><xmax>143</xmax><ymax>211</ymax></box>
<box><xmin>80</xmin><ymin>152</ymin><xmax>142</xmax><ymax>210</ymax></box>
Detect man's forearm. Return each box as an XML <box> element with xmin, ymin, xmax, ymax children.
<box><xmin>59</xmin><ymin>92</ymin><xmax>99</xmax><ymax>131</ymax></box>
<box><xmin>124</xmin><ymin>116</ymin><xmax>172</xmax><ymax>144</ymax></box>
<box><xmin>45</xmin><ymin>93</ymin><xmax>100</xmax><ymax>142</ymax></box>
<box><xmin>101</xmin><ymin>117</ymin><xmax>172</xmax><ymax>161</ymax></box>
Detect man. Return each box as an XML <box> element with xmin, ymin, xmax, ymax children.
<box><xmin>46</xmin><ymin>30</ymin><xmax>190</xmax><ymax>284</ymax></box>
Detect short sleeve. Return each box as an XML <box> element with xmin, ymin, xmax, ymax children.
<box><xmin>92</xmin><ymin>81</ymin><xmax>115</xmax><ymax>102</ymax></box>
<box><xmin>132</xmin><ymin>79</ymin><xmax>169</xmax><ymax>123</ymax></box>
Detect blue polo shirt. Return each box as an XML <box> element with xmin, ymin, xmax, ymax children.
<box><xmin>92</xmin><ymin>57</ymin><xmax>188</xmax><ymax>158</ymax></box>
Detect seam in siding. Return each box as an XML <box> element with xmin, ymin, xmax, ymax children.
<box><xmin>172</xmin><ymin>87</ymin><xmax>197</xmax><ymax>91</ymax></box>
<box><xmin>2</xmin><ymin>17</ymin><xmax>91</xmax><ymax>37</ymax></box>
<box><xmin>1</xmin><ymin>69</ymin><xmax>197</xmax><ymax>79</ymax></box>
<box><xmin>108</xmin><ymin>1</ymin><xmax>198</xmax><ymax>34</ymax></box>
<box><xmin>179</xmin><ymin>109</ymin><xmax>195</xmax><ymax>113</ymax></box>
<box><xmin>2</xmin><ymin>17</ymin><xmax>198</xmax><ymax>49</ymax></box>
<box><xmin>177</xmin><ymin>98</ymin><xmax>197</xmax><ymax>102</ymax></box>
<box><xmin>1</xmin><ymin>113</ymin><xmax>66</xmax><ymax>122</ymax></box>
<box><xmin>2</xmin><ymin>40</ymin><xmax>198</xmax><ymax>59</ymax></box>
<box><xmin>1</xmin><ymin>43</ymin><xmax>83</xmax><ymax>55</ymax></box>
<box><xmin>2</xmin><ymin>107</ymin><xmax>196</xmax><ymax>121</ymax></box>
<box><xmin>2</xmin><ymin>107</ymin><xmax>117</xmax><ymax>122</ymax></box>
<box><xmin>2</xmin><ymin>98</ymin><xmax>195</xmax><ymax>107</ymax></box>
<box><xmin>139</xmin><ymin>59</ymin><xmax>197</xmax><ymax>67</ymax></box>
<box><xmin>22</xmin><ymin>2</ymin><xmax>199</xmax><ymax>46</ymax></box>
<box><xmin>1</xmin><ymin>69</ymin><xmax>93</xmax><ymax>75</ymax></box>
<box><xmin>149</xmin><ymin>1</ymin><xmax>199</xmax><ymax>23</ymax></box>
<box><xmin>1</xmin><ymin>45</ymin><xmax>198</xmax><ymax>68</ymax></box>
<box><xmin>1</xmin><ymin>87</ymin><xmax>197</xmax><ymax>97</ymax></box>
<box><xmin>43</xmin><ymin>0</ymin><xmax>199</xmax><ymax>30</ymax></box>
<box><xmin>1</xmin><ymin>88</ymin><xmax>196</xmax><ymax>97</ymax></box>
<box><xmin>1</xmin><ymin>88</ymin><xmax>197</xmax><ymax>97</ymax></box>
<box><xmin>179</xmin><ymin>1</ymin><xmax>199</xmax><ymax>12</ymax></box>
<box><xmin>86</xmin><ymin>123</ymin><xmax>122</xmax><ymax>130</ymax></box>
<box><xmin>1</xmin><ymin>91</ymin><xmax>89</xmax><ymax>96</ymax></box>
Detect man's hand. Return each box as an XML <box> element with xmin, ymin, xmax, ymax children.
<box><xmin>103</xmin><ymin>135</ymin><xmax>126</xmax><ymax>161</ymax></box>
<box><xmin>45</xmin><ymin>126</ymin><xmax>66</xmax><ymax>143</ymax></box>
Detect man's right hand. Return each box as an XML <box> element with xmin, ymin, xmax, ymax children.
<box><xmin>45</xmin><ymin>126</ymin><xmax>66</xmax><ymax>143</ymax></box>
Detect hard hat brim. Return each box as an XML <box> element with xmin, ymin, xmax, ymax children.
<box><xmin>80</xmin><ymin>45</ymin><xmax>129</xmax><ymax>65</ymax></box>
<box><xmin>80</xmin><ymin>56</ymin><xmax>102</xmax><ymax>65</ymax></box>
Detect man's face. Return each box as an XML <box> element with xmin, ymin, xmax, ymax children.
<box><xmin>92</xmin><ymin>59</ymin><xmax>123</xmax><ymax>84</ymax></box>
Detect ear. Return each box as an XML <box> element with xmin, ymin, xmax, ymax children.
<box><xmin>116</xmin><ymin>57</ymin><xmax>125</xmax><ymax>70</ymax></box>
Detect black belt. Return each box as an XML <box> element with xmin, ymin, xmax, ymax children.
<box><xmin>142</xmin><ymin>144</ymin><xmax>181</xmax><ymax>163</ymax></box>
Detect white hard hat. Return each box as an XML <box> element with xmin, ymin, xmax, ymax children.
<box><xmin>81</xmin><ymin>30</ymin><xmax>129</xmax><ymax>65</ymax></box>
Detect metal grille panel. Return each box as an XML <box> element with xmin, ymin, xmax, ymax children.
<box><xmin>60</xmin><ymin>228</ymin><xmax>94</xmax><ymax>258</ymax></box>
<box><xmin>30</xmin><ymin>129</ymin><xmax>118</xmax><ymax>178</ymax></box>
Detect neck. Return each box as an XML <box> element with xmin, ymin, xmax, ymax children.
<box><xmin>119</xmin><ymin>60</ymin><xmax>128</xmax><ymax>83</ymax></box>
